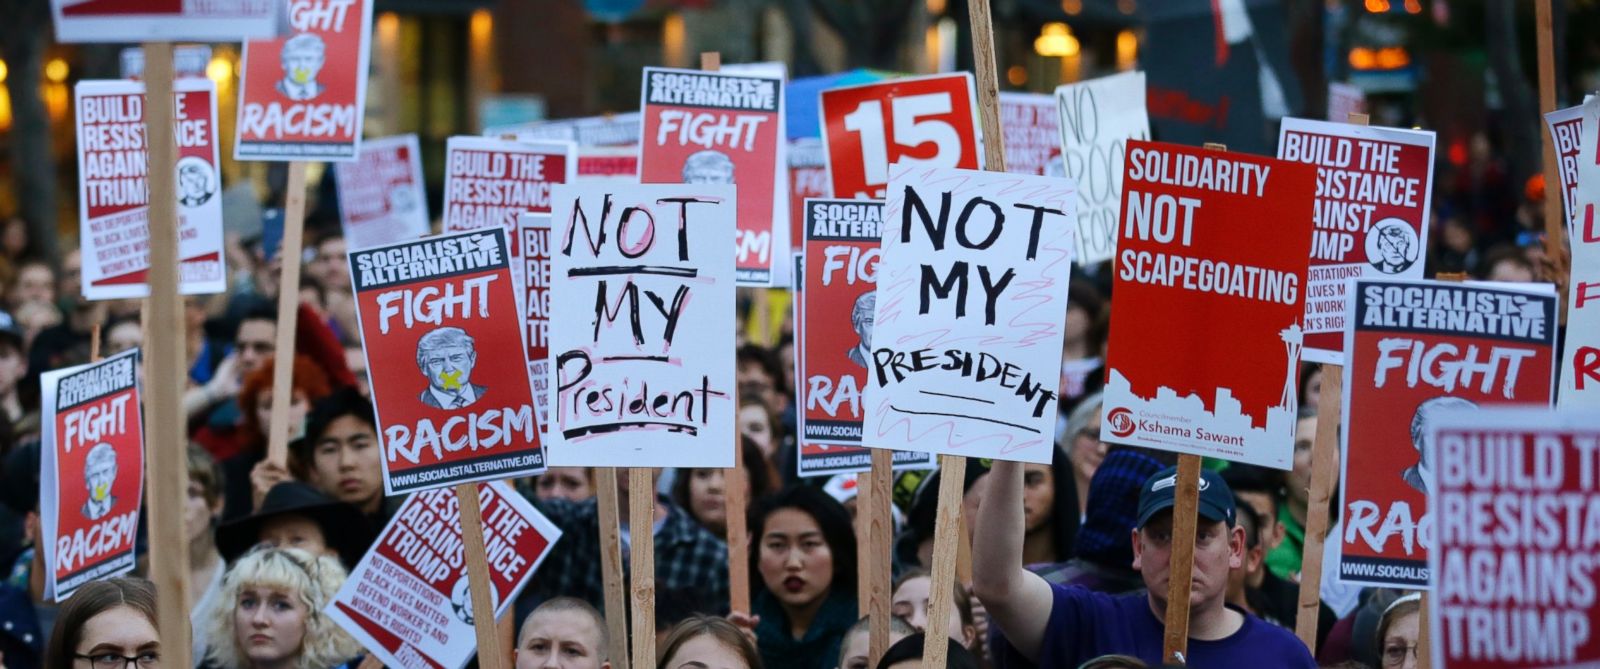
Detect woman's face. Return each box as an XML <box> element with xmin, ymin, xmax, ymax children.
<box><xmin>234</xmin><ymin>585</ymin><xmax>308</xmax><ymax>667</ymax></box>
<box><xmin>891</xmin><ymin>576</ymin><xmax>965</xmax><ymax>643</ymax></box>
<box><xmin>535</xmin><ymin>467</ymin><xmax>593</xmax><ymax>502</ymax></box>
<box><xmin>184</xmin><ymin>479</ymin><xmax>219</xmax><ymax>545</ymax></box>
<box><xmin>737</xmin><ymin>405</ymin><xmax>773</xmax><ymax>457</ymax></box>
<box><xmin>1068</xmin><ymin>414</ymin><xmax>1106</xmax><ymax>485</ymax></box>
<box><xmin>75</xmin><ymin>606</ymin><xmax>160</xmax><ymax>669</ymax></box>
<box><xmin>664</xmin><ymin>635</ymin><xmax>747</xmax><ymax>669</ymax></box>
<box><xmin>1380</xmin><ymin>611</ymin><xmax>1420</xmax><ymax>668</ymax></box>
<box><xmin>837</xmin><ymin>630</ymin><xmax>911</xmax><ymax>669</ymax></box>
<box><xmin>106</xmin><ymin>322</ymin><xmax>144</xmax><ymax>357</ymax></box>
<box><xmin>689</xmin><ymin>468</ymin><xmax>743</xmax><ymax>533</ymax></box>
<box><xmin>758</xmin><ymin>508</ymin><xmax>834</xmax><ymax>611</ymax></box>
<box><xmin>1021</xmin><ymin>463</ymin><xmax>1055</xmax><ymax>533</ymax></box>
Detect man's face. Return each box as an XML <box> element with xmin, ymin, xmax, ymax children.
<box><xmin>516</xmin><ymin>610</ymin><xmax>606</xmax><ymax>669</ymax></box>
<box><xmin>86</xmin><ymin>456</ymin><xmax>117</xmax><ymax>503</ymax></box>
<box><xmin>12</xmin><ymin>265</ymin><xmax>55</xmax><ymax>306</ymax></box>
<box><xmin>424</xmin><ymin>344</ymin><xmax>476</xmax><ymax>392</ymax></box>
<box><xmin>1289</xmin><ymin>415</ymin><xmax>1317</xmax><ymax>507</ymax></box>
<box><xmin>181</xmin><ymin>168</ymin><xmax>207</xmax><ymax>198</ymax></box>
<box><xmin>853</xmin><ymin>312</ymin><xmax>873</xmax><ymax>348</ymax></box>
<box><xmin>1379</xmin><ymin>232</ymin><xmax>1409</xmax><ymax>266</ymax></box>
<box><xmin>235</xmin><ymin>319</ymin><xmax>277</xmax><ymax>378</ymax></box>
<box><xmin>1132</xmin><ymin>512</ymin><xmax>1243</xmax><ymax>613</ymax></box>
<box><xmin>684</xmin><ymin>161</ymin><xmax>734</xmax><ymax>184</ymax></box>
<box><xmin>282</xmin><ymin>47</ymin><xmax>324</xmax><ymax>85</ymax></box>
<box><xmin>60</xmin><ymin>250</ymin><xmax>82</xmax><ymax>300</ymax></box>
<box><xmin>316</xmin><ymin>237</ymin><xmax>350</xmax><ymax>289</ymax></box>
<box><xmin>308</xmin><ymin>415</ymin><xmax>383</xmax><ymax>513</ymax></box>
<box><xmin>1234</xmin><ymin>490</ymin><xmax>1282</xmax><ymax>552</ymax></box>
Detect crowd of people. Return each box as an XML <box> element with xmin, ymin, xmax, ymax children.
<box><xmin>0</xmin><ymin>133</ymin><xmax>1567</xmax><ymax>669</ymax></box>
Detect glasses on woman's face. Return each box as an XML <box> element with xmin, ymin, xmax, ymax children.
<box><xmin>75</xmin><ymin>652</ymin><xmax>160</xmax><ymax>669</ymax></box>
<box><xmin>1382</xmin><ymin>643</ymin><xmax>1418</xmax><ymax>666</ymax></box>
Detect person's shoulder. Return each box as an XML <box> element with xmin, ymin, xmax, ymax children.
<box><xmin>1237</xmin><ymin>612</ymin><xmax>1317</xmax><ymax>666</ymax></box>
<box><xmin>1047</xmin><ymin>581</ymin><xmax>1145</xmax><ymax>618</ymax></box>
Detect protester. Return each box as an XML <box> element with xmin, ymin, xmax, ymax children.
<box><xmin>1060</xmin><ymin>393</ymin><xmax>1107</xmax><ymax>519</ymax></box>
<box><xmin>735</xmin><ymin>345</ymin><xmax>787</xmax><ymax>431</ymax></box>
<box><xmin>976</xmin><ymin>463</ymin><xmax>1315</xmax><ymax>666</ymax></box>
<box><xmin>1265</xmin><ymin>407</ymin><xmax>1317</xmax><ymax>581</ymax></box>
<box><xmin>44</xmin><ymin>577</ymin><xmax>159</xmax><ymax>669</ymax></box>
<box><xmin>1477</xmin><ymin>244</ymin><xmax>1535</xmax><ymax>282</ymax></box>
<box><xmin>1223</xmin><ymin>465</ymin><xmax>1336</xmax><ymax>642</ymax></box>
<box><xmin>215</xmin><ymin>481</ymin><xmax>375</xmax><ymax>570</ymax></box>
<box><xmin>515</xmin><ymin>597</ymin><xmax>610</xmax><ymax>669</ymax></box>
<box><xmin>1032</xmin><ymin>445</ymin><xmax>1170</xmax><ymax>594</ymax></box>
<box><xmin>889</xmin><ymin>569</ymin><xmax>976</xmax><ymax>649</ymax></box>
<box><xmin>658</xmin><ymin>617</ymin><xmax>763</xmax><ymax>669</ymax></box>
<box><xmin>535</xmin><ymin>467</ymin><xmax>595</xmax><ymax>503</ymax></box>
<box><xmin>187</xmin><ymin>446</ymin><xmax>229</xmax><ymax>661</ymax></box>
<box><xmin>1079</xmin><ymin>656</ymin><xmax>1149</xmax><ymax>669</ymax></box>
<box><xmin>873</xmin><ymin>633</ymin><xmax>979</xmax><ymax>669</ymax></box>
<box><xmin>1057</xmin><ymin>281</ymin><xmax>1107</xmax><ymax>416</ymax></box>
<box><xmin>1374</xmin><ymin>594</ymin><xmax>1421</xmax><ymax>669</ymax></box>
<box><xmin>737</xmin><ymin>394</ymin><xmax>785</xmax><ymax>461</ymax></box>
<box><xmin>0</xmin><ymin>314</ymin><xmax>28</xmax><ymax>428</ymax></box>
<box><xmin>6</xmin><ymin>261</ymin><xmax>54</xmax><ymax>312</ymax></box>
<box><xmin>200</xmin><ymin>546</ymin><xmax>362</xmax><ymax>669</ymax></box>
<box><xmin>673</xmin><ymin>438</ymin><xmax>779</xmax><ymax>536</ymax></box>
<box><xmin>741</xmin><ymin>485</ymin><xmax>858</xmax><ymax>669</ymax></box>
<box><xmin>836</xmin><ymin>616</ymin><xmax>914</xmax><ymax>669</ymax></box>
<box><xmin>100</xmin><ymin>316</ymin><xmax>142</xmax><ymax>358</ymax></box>
<box><xmin>0</xmin><ymin>584</ymin><xmax>43</xmax><ymax>669</ymax></box>
<box><xmin>291</xmin><ymin>389</ymin><xmax>388</xmax><ymax>524</ymax></box>
<box><xmin>219</xmin><ymin>355</ymin><xmax>334</xmax><ymax>519</ymax></box>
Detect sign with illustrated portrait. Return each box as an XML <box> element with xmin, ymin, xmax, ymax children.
<box><xmin>235</xmin><ymin>0</ymin><xmax>374</xmax><ymax>160</ymax></box>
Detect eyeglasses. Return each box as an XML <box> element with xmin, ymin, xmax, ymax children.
<box><xmin>1383</xmin><ymin>644</ymin><xmax>1418</xmax><ymax>666</ymax></box>
<box><xmin>75</xmin><ymin>652</ymin><xmax>159</xmax><ymax>669</ymax></box>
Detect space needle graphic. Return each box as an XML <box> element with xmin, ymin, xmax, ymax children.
<box><xmin>1279</xmin><ymin>323</ymin><xmax>1304</xmax><ymax>411</ymax></box>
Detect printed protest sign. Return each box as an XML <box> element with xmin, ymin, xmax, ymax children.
<box><xmin>517</xmin><ymin>214</ymin><xmax>553</xmax><ymax>438</ymax></box>
<box><xmin>119</xmin><ymin>45</ymin><xmax>211</xmax><ymax>81</ymax></box>
<box><xmin>1278</xmin><ymin>117</ymin><xmax>1436</xmax><ymax>364</ymax></box>
<box><xmin>789</xmin><ymin>138</ymin><xmax>829</xmax><ymax>256</ymax></box>
<box><xmin>349</xmin><ymin>229</ymin><xmax>545</xmax><ymax>495</ymax></box>
<box><xmin>334</xmin><ymin>134</ymin><xmax>430</xmax><ymax>249</ymax></box>
<box><xmin>1100</xmin><ymin>140</ymin><xmax>1316</xmax><ymax>470</ymax></box>
<box><xmin>50</xmin><ymin>0</ymin><xmax>276</xmax><ymax>43</ymax></box>
<box><xmin>1427</xmin><ymin>407</ymin><xmax>1600</xmax><ymax>669</ymax></box>
<box><xmin>442</xmin><ymin>136</ymin><xmax>575</xmax><ymax>270</ymax></box>
<box><xmin>640</xmin><ymin>67</ymin><xmax>786</xmax><ymax>286</ymax></box>
<box><xmin>860</xmin><ymin>164</ymin><xmax>1076</xmax><ymax>464</ymax></box>
<box><xmin>998</xmin><ymin>92</ymin><xmax>1061</xmax><ymax>177</ymax></box>
<box><xmin>820</xmin><ymin>74</ymin><xmax>982</xmax><ymax>200</ymax></box>
<box><xmin>1545</xmin><ymin>104</ymin><xmax>1584</xmax><ymax>234</ymax></box>
<box><xmin>1327</xmin><ymin>82</ymin><xmax>1365</xmax><ymax>122</ymax></box>
<box><xmin>326</xmin><ymin>481</ymin><xmax>561</xmax><ymax>669</ymax></box>
<box><xmin>802</xmin><ymin>198</ymin><xmax>883</xmax><ymax>446</ymax></box>
<box><xmin>546</xmin><ymin>183</ymin><xmax>737</xmax><ymax>468</ymax></box>
<box><xmin>488</xmin><ymin>112</ymin><xmax>641</xmax><ymax>147</ymax></box>
<box><xmin>75</xmin><ymin>78</ymin><xmax>227</xmax><ymax>300</ymax></box>
<box><xmin>1559</xmin><ymin>98</ymin><xmax>1600</xmax><ymax>409</ymax></box>
<box><xmin>40</xmin><ymin>349</ymin><xmax>143</xmax><ymax>601</ymax></box>
<box><xmin>1054</xmin><ymin>71</ymin><xmax>1150</xmax><ymax>265</ymax></box>
<box><xmin>576</xmin><ymin>147</ymin><xmax>638</xmax><ymax>184</ymax></box>
<box><xmin>1338</xmin><ymin>278</ymin><xmax>1558</xmax><ymax>588</ymax></box>
<box><xmin>236</xmin><ymin>0</ymin><xmax>373</xmax><ymax>161</ymax></box>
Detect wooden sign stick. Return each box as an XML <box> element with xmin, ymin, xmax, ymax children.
<box><xmin>455</xmin><ymin>483</ymin><xmax>506</xmax><ymax>669</ymax></box>
<box><xmin>140</xmin><ymin>41</ymin><xmax>194</xmax><ymax>669</ymax></box>
<box><xmin>1535</xmin><ymin>0</ymin><xmax>1570</xmax><ymax>293</ymax></box>
<box><xmin>1294</xmin><ymin>111</ymin><xmax>1366</xmax><ymax>653</ymax></box>
<box><xmin>866</xmin><ymin>448</ymin><xmax>894</xmax><ymax>669</ymax></box>
<box><xmin>629</xmin><ymin>467</ymin><xmax>658</xmax><ymax>669</ymax></box>
<box><xmin>265</xmin><ymin>161</ymin><xmax>309</xmax><ymax>468</ymax></box>
<box><xmin>596</xmin><ymin>469</ymin><xmax>632</xmax><ymax>669</ymax></box>
<box><xmin>855</xmin><ymin>465</ymin><xmax>872</xmax><ymax>618</ymax></box>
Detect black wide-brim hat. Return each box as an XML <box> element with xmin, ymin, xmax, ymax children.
<box><xmin>216</xmin><ymin>481</ymin><xmax>376</xmax><ymax>569</ymax></box>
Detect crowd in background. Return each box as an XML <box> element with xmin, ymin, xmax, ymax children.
<box><xmin>0</xmin><ymin>141</ymin><xmax>1569</xmax><ymax>669</ymax></box>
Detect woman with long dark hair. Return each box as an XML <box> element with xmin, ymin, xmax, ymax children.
<box><xmin>742</xmin><ymin>486</ymin><xmax>857</xmax><ymax>669</ymax></box>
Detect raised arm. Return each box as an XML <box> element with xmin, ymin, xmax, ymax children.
<box><xmin>970</xmin><ymin>459</ymin><xmax>1055</xmax><ymax>662</ymax></box>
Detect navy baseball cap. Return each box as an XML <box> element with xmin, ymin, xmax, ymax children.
<box><xmin>1136</xmin><ymin>465</ymin><xmax>1236</xmax><ymax>528</ymax></box>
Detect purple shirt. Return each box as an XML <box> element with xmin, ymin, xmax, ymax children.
<box><xmin>991</xmin><ymin>585</ymin><xmax>1317</xmax><ymax>668</ymax></box>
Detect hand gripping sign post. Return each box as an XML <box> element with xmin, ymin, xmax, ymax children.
<box><xmin>1425</xmin><ymin>407</ymin><xmax>1600</xmax><ymax>669</ymax></box>
<box><xmin>1560</xmin><ymin>97</ymin><xmax>1600</xmax><ymax>409</ymax></box>
<box><xmin>40</xmin><ymin>349</ymin><xmax>144</xmax><ymax>601</ymax></box>
<box><xmin>1053</xmin><ymin>71</ymin><xmax>1150</xmax><ymax>266</ymax></box>
<box><xmin>326</xmin><ymin>481</ymin><xmax>562</xmax><ymax>669</ymax></box>
<box><xmin>334</xmin><ymin>134</ymin><xmax>431</xmax><ymax>249</ymax></box>
<box><xmin>49</xmin><ymin>0</ymin><xmax>277</xmax><ymax>43</ymax></box>
<box><xmin>820</xmin><ymin>73</ymin><xmax>984</xmax><ymax>201</ymax></box>
<box><xmin>1337</xmin><ymin>278</ymin><xmax>1558</xmax><ymax>590</ymax></box>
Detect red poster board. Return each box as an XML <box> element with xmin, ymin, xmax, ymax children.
<box><xmin>998</xmin><ymin>92</ymin><xmax>1061</xmax><ymax>177</ymax></box>
<box><xmin>1100</xmin><ymin>140</ymin><xmax>1316</xmax><ymax>470</ymax></box>
<box><xmin>1338</xmin><ymin>278</ymin><xmax>1557</xmax><ymax>588</ymax></box>
<box><xmin>788</xmin><ymin>138</ymin><xmax>829</xmax><ymax>266</ymax></box>
<box><xmin>1545</xmin><ymin>104</ymin><xmax>1584</xmax><ymax>235</ymax></box>
<box><xmin>516</xmin><ymin>214</ymin><xmax>552</xmax><ymax>439</ymax></box>
<box><xmin>40</xmin><ymin>349</ymin><xmax>144</xmax><ymax>601</ymax></box>
<box><xmin>51</xmin><ymin>0</ymin><xmax>276</xmax><ymax>43</ymax></box>
<box><xmin>334</xmin><ymin>134</ymin><xmax>430</xmax><ymax>249</ymax></box>
<box><xmin>1427</xmin><ymin>408</ymin><xmax>1600</xmax><ymax>668</ymax></box>
<box><xmin>820</xmin><ymin>74</ymin><xmax>982</xmax><ymax>200</ymax></box>
<box><xmin>348</xmin><ymin>229</ymin><xmax>545</xmax><ymax>494</ymax></box>
<box><xmin>235</xmin><ymin>0</ymin><xmax>373</xmax><ymax>161</ymax></box>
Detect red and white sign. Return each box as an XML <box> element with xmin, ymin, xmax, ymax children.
<box><xmin>1426</xmin><ymin>407</ymin><xmax>1600</xmax><ymax>669</ymax></box>
<box><xmin>75</xmin><ymin>79</ymin><xmax>227</xmax><ymax>300</ymax></box>
<box><xmin>1100</xmin><ymin>141</ymin><xmax>1316</xmax><ymax>470</ymax></box>
<box><xmin>640</xmin><ymin>67</ymin><xmax>786</xmax><ymax>286</ymax></box>
<box><xmin>50</xmin><ymin>0</ymin><xmax>276</xmax><ymax>43</ymax></box>
<box><xmin>40</xmin><ymin>349</ymin><xmax>143</xmax><ymax>601</ymax></box>
<box><xmin>1327</xmin><ymin>82</ymin><xmax>1366</xmax><ymax>122</ymax></box>
<box><xmin>998</xmin><ymin>92</ymin><xmax>1061</xmax><ymax>177</ymax></box>
<box><xmin>517</xmin><ymin>214</ymin><xmax>553</xmax><ymax>438</ymax></box>
<box><xmin>1054</xmin><ymin>71</ymin><xmax>1150</xmax><ymax>265</ymax></box>
<box><xmin>441</xmin><ymin>136</ymin><xmax>575</xmax><ymax>279</ymax></box>
<box><xmin>1338</xmin><ymin>278</ymin><xmax>1557</xmax><ymax>588</ymax></box>
<box><xmin>862</xmin><ymin>164</ymin><xmax>1077</xmax><ymax>464</ymax></box>
<box><xmin>1278</xmin><ymin>117</ymin><xmax>1436</xmax><ymax>364</ymax></box>
<box><xmin>1544</xmin><ymin>103</ymin><xmax>1584</xmax><ymax>236</ymax></box>
<box><xmin>334</xmin><ymin>134</ymin><xmax>430</xmax><ymax>249</ymax></box>
<box><xmin>789</xmin><ymin>138</ymin><xmax>829</xmax><ymax>261</ymax></box>
<box><xmin>820</xmin><ymin>74</ymin><xmax>982</xmax><ymax>201</ymax></box>
<box><xmin>119</xmin><ymin>45</ymin><xmax>212</xmax><ymax>81</ymax></box>
<box><xmin>576</xmin><ymin>147</ymin><xmax>638</xmax><ymax>184</ymax></box>
<box><xmin>348</xmin><ymin>229</ymin><xmax>545</xmax><ymax>495</ymax></box>
<box><xmin>326</xmin><ymin>481</ymin><xmax>561</xmax><ymax>669</ymax></box>
<box><xmin>236</xmin><ymin>0</ymin><xmax>373</xmax><ymax>161</ymax></box>
<box><xmin>489</xmin><ymin>112</ymin><xmax>641</xmax><ymax>147</ymax></box>
<box><xmin>1559</xmin><ymin>98</ymin><xmax>1600</xmax><ymax>409</ymax></box>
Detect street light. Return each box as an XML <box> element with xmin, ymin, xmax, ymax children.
<box><xmin>1034</xmin><ymin>22</ymin><xmax>1080</xmax><ymax>58</ymax></box>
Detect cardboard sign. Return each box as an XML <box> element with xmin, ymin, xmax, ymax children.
<box><xmin>50</xmin><ymin>0</ymin><xmax>276</xmax><ymax>43</ymax></box>
<box><xmin>40</xmin><ymin>349</ymin><xmax>144</xmax><ymax>601</ymax></box>
<box><xmin>802</xmin><ymin>198</ymin><xmax>883</xmax><ymax>446</ymax></box>
<box><xmin>326</xmin><ymin>481</ymin><xmax>561</xmax><ymax>669</ymax></box>
<box><xmin>860</xmin><ymin>164</ymin><xmax>1076</xmax><ymax>464</ymax></box>
<box><xmin>1560</xmin><ymin>98</ymin><xmax>1600</xmax><ymax>409</ymax></box>
<box><xmin>1278</xmin><ymin>118</ymin><xmax>1436</xmax><ymax>364</ymax></box>
<box><xmin>1544</xmin><ymin>104</ymin><xmax>1584</xmax><ymax>235</ymax></box>
<box><xmin>576</xmin><ymin>147</ymin><xmax>639</xmax><ymax>184</ymax></box>
<box><xmin>789</xmin><ymin>138</ymin><xmax>829</xmax><ymax>257</ymax></box>
<box><xmin>75</xmin><ymin>79</ymin><xmax>227</xmax><ymax>300</ymax></box>
<box><xmin>1426</xmin><ymin>407</ymin><xmax>1600</xmax><ymax>668</ymax></box>
<box><xmin>820</xmin><ymin>74</ymin><xmax>982</xmax><ymax>200</ymax></box>
<box><xmin>441</xmin><ymin>136</ymin><xmax>575</xmax><ymax>260</ymax></box>
<box><xmin>488</xmin><ymin>113</ymin><xmax>642</xmax><ymax>147</ymax></box>
<box><xmin>334</xmin><ymin>134</ymin><xmax>431</xmax><ymax>249</ymax></box>
<box><xmin>119</xmin><ymin>45</ymin><xmax>212</xmax><ymax>81</ymax></box>
<box><xmin>545</xmin><ymin>183</ymin><xmax>737</xmax><ymax>468</ymax></box>
<box><xmin>517</xmin><ymin>214</ymin><xmax>553</xmax><ymax>438</ymax></box>
<box><xmin>1327</xmin><ymin>82</ymin><xmax>1366</xmax><ymax>122</ymax></box>
<box><xmin>235</xmin><ymin>0</ymin><xmax>373</xmax><ymax>161</ymax></box>
<box><xmin>998</xmin><ymin>92</ymin><xmax>1061</xmax><ymax>177</ymax></box>
<box><xmin>1054</xmin><ymin>71</ymin><xmax>1150</xmax><ymax>265</ymax></box>
<box><xmin>1338</xmin><ymin>278</ymin><xmax>1558</xmax><ymax>588</ymax></box>
<box><xmin>348</xmin><ymin>229</ymin><xmax>545</xmax><ymax>495</ymax></box>
<box><xmin>640</xmin><ymin>67</ymin><xmax>786</xmax><ymax>286</ymax></box>
<box><xmin>1100</xmin><ymin>140</ymin><xmax>1316</xmax><ymax>470</ymax></box>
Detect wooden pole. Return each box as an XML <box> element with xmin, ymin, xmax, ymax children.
<box><xmin>1535</xmin><ymin>0</ymin><xmax>1569</xmax><ymax>291</ymax></box>
<box><xmin>629</xmin><ymin>467</ymin><xmax>657</xmax><ymax>669</ymax></box>
<box><xmin>140</xmin><ymin>40</ymin><xmax>193</xmax><ymax>668</ymax></box>
<box><xmin>855</xmin><ymin>469</ymin><xmax>872</xmax><ymax>618</ymax></box>
<box><xmin>265</xmin><ymin>161</ymin><xmax>308</xmax><ymax>467</ymax></box>
<box><xmin>866</xmin><ymin>449</ymin><xmax>894</xmax><ymax>669</ymax></box>
<box><xmin>596</xmin><ymin>469</ymin><xmax>631</xmax><ymax>669</ymax></box>
<box><xmin>1161</xmin><ymin>454</ymin><xmax>1203</xmax><ymax>662</ymax></box>
<box><xmin>1417</xmin><ymin>593</ymin><xmax>1432</xmax><ymax>669</ymax></box>
<box><xmin>456</xmin><ymin>483</ymin><xmax>506</xmax><ymax>669</ymax></box>
<box><xmin>498</xmin><ymin>613</ymin><xmax>515</xmax><ymax>668</ymax></box>
<box><xmin>89</xmin><ymin>320</ymin><xmax>102</xmax><ymax>362</ymax></box>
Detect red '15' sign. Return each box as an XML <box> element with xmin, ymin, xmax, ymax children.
<box><xmin>820</xmin><ymin>74</ymin><xmax>982</xmax><ymax>199</ymax></box>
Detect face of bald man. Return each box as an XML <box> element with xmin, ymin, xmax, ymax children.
<box><xmin>517</xmin><ymin>608</ymin><xmax>608</xmax><ymax>669</ymax></box>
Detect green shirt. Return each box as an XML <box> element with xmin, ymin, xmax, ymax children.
<box><xmin>1265</xmin><ymin>503</ymin><xmax>1305</xmax><ymax>581</ymax></box>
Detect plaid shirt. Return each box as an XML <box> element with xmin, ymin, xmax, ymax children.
<box><xmin>525</xmin><ymin>493</ymin><xmax>730</xmax><ymax>617</ymax></box>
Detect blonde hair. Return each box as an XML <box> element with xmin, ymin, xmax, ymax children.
<box><xmin>202</xmin><ymin>547</ymin><xmax>361</xmax><ymax>669</ymax></box>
